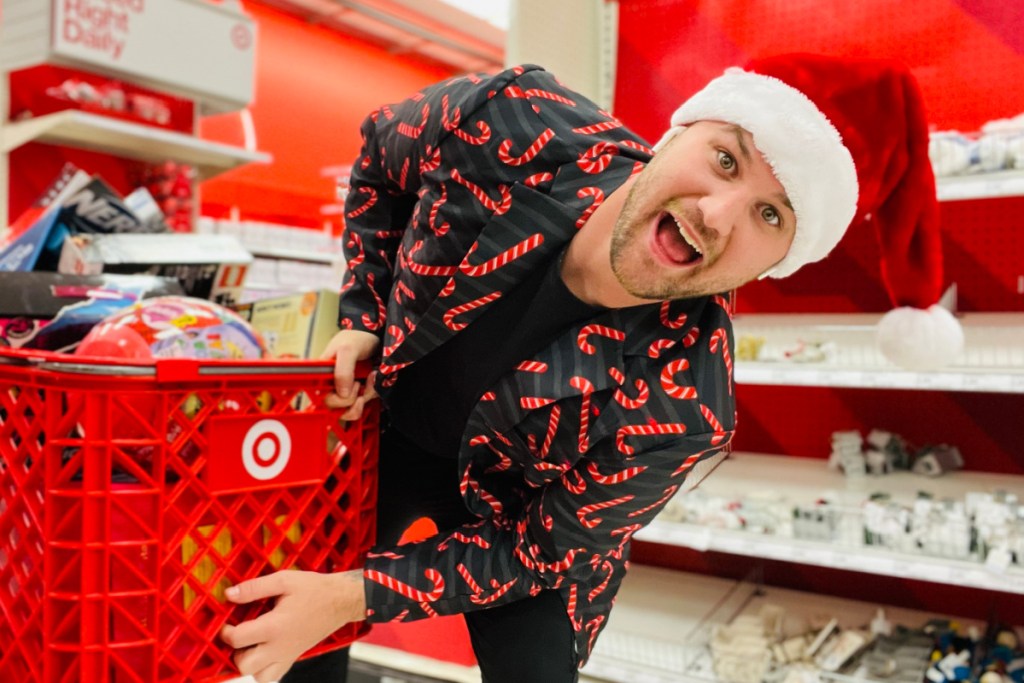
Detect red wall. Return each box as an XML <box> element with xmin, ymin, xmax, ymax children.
<box><xmin>198</xmin><ymin>1</ymin><xmax>455</xmax><ymax>229</ymax></box>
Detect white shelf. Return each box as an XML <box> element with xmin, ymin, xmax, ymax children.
<box><xmin>637</xmin><ymin>453</ymin><xmax>1024</xmax><ymax>594</ymax></box>
<box><xmin>936</xmin><ymin>169</ymin><xmax>1024</xmax><ymax>201</ymax></box>
<box><xmin>0</xmin><ymin>110</ymin><xmax>270</xmax><ymax>179</ymax></box>
<box><xmin>582</xmin><ymin>565</ymin><xmax>980</xmax><ymax>683</ymax></box>
<box><xmin>247</xmin><ymin>246</ymin><xmax>341</xmax><ymax>264</ymax></box>
<box><xmin>735</xmin><ymin>362</ymin><xmax>1024</xmax><ymax>393</ymax></box>
<box><xmin>732</xmin><ymin>312</ymin><xmax>1024</xmax><ymax>393</ymax></box>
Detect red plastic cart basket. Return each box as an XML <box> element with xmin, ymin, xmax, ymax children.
<box><xmin>0</xmin><ymin>349</ymin><xmax>378</xmax><ymax>683</ymax></box>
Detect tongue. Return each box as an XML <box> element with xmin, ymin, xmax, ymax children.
<box><xmin>656</xmin><ymin>215</ymin><xmax>699</xmax><ymax>264</ymax></box>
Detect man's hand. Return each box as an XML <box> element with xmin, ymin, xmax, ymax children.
<box><xmin>320</xmin><ymin>329</ymin><xmax>380</xmax><ymax>420</ymax></box>
<box><xmin>220</xmin><ymin>569</ymin><xmax>366</xmax><ymax>683</ymax></box>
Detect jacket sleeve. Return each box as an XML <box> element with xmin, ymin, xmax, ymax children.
<box><xmin>337</xmin><ymin>75</ymin><xmax>477</xmax><ymax>333</ymax></box>
<box><xmin>361</xmin><ymin>427</ymin><xmax>731</xmax><ymax>622</ymax></box>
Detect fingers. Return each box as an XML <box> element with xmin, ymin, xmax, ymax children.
<box><xmin>325</xmin><ymin>381</ymin><xmax>361</xmax><ymax>410</ymax></box>
<box><xmin>225</xmin><ymin>572</ymin><xmax>285</xmax><ymax>605</ymax></box>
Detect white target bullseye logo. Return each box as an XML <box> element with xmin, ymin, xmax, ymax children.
<box><xmin>241</xmin><ymin>419</ymin><xmax>292</xmax><ymax>481</ymax></box>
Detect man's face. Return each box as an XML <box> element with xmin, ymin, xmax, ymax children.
<box><xmin>610</xmin><ymin>121</ymin><xmax>797</xmax><ymax>300</ymax></box>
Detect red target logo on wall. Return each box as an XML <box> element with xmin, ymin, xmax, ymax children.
<box><xmin>206</xmin><ymin>412</ymin><xmax>328</xmax><ymax>492</ymax></box>
<box><xmin>231</xmin><ymin>23</ymin><xmax>253</xmax><ymax>50</ymax></box>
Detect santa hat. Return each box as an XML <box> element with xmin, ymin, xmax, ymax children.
<box><xmin>656</xmin><ymin>53</ymin><xmax>963</xmax><ymax>371</ymax></box>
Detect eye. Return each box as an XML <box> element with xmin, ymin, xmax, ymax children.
<box><xmin>761</xmin><ymin>205</ymin><xmax>781</xmax><ymax>227</ymax></box>
<box><xmin>717</xmin><ymin>150</ymin><xmax>737</xmax><ymax>173</ymax></box>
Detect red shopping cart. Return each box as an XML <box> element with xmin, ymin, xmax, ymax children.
<box><xmin>0</xmin><ymin>349</ymin><xmax>378</xmax><ymax>683</ymax></box>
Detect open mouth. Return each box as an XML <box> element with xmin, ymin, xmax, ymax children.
<box><xmin>653</xmin><ymin>212</ymin><xmax>703</xmax><ymax>267</ymax></box>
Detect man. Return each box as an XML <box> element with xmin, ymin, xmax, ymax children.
<box><xmin>221</xmin><ymin>53</ymin><xmax>947</xmax><ymax>682</ymax></box>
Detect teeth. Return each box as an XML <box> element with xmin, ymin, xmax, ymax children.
<box><xmin>673</xmin><ymin>217</ymin><xmax>702</xmax><ymax>254</ymax></box>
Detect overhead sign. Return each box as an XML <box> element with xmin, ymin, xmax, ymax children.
<box><xmin>51</xmin><ymin>0</ymin><xmax>255</xmax><ymax>112</ymax></box>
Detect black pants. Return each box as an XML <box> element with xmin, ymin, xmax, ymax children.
<box><xmin>283</xmin><ymin>427</ymin><xmax>578</xmax><ymax>683</ymax></box>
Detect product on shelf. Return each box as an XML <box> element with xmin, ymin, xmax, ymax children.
<box><xmin>0</xmin><ymin>271</ymin><xmax>183</xmax><ymax>352</ymax></box>
<box><xmin>58</xmin><ymin>232</ymin><xmax>253</xmax><ymax>305</ymax></box>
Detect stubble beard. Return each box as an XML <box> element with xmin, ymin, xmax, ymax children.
<box><xmin>610</xmin><ymin>187</ymin><xmax>733</xmax><ymax>301</ymax></box>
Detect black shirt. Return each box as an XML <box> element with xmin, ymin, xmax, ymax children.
<box><xmin>385</xmin><ymin>252</ymin><xmax>604</xmax><ymax>457</ymax></box>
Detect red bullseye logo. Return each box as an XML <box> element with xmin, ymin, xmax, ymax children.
<box><xmin>241</xmin><ymin>419</ymin><xmax>291</xmax><ymax>480</ymax></box>
<box><xmin>232</xmin><ymin>23</ymin><xmax>253</xmax><ymax>50</ymax></box>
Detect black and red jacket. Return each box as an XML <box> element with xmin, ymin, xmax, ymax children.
<box><xmin>339</xmin><ymin>64</ymin><xmax>735</xmax><ymax>666</ymax></box>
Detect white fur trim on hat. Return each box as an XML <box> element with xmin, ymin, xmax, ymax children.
<box><xmin>658</xmin><ymin>68</ymin><xmax>859</xmax><ymax>278</ymax></box>
<box><xmin>877</xmin><ymin>305</ymin><xmax>964</xmax><ymax>371</ymax></box>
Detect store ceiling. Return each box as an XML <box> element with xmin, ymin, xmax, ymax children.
<box><xmin>249</xmin><ymin>0</ymin><xmax>506</xmax><ymax>72</ymax></box>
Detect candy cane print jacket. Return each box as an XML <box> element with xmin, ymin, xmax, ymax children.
<box><xmin>338</xmin><ymin>65</ymin><xmax>736</xmax><ymax>666</ymax></box>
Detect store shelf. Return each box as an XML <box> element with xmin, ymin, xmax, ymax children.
<box><xmin>936</xmin><ymin>169</ymin><xmax>1024</xmax><ymax>201</ymax></box>
<box><xmin>637</xmin><ymin>453</ymin><xmax>1024</xmax><ymax>594</ymax></box>
<box><xmin>732</xmin><ymin>312</ymin><xmax>1024</xmax><ymax>393</ymax></box>
<box><xmin>0</xmin><ymin>110</ymin><xmax>270</xmax><ymax>179</ymax></box>
<box><xmin>735</xmin><ymin>362</ymin><xmax>1024</xmax><ymax>393</ymax></box>
<box><xmin>246</xmin><ymin>246</ymin><xmax>341</xmax><ymax>264</ymax></box>
<box><xmin>582</xmin><ymin>565</ymin><xmax>978</xmax><ymax>683</ymax></box>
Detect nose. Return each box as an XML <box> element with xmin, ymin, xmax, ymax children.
<box><xmin>696</xmin><ymin>189</ymin><xmax>742</xmax><ymax>239</ymax></box>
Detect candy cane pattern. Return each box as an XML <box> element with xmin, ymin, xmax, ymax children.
<box><xmin>699</xmin><ymin>404</ymin><xmax>729</xmax><ymax>445</ymax></box>
<box><xmin>575</xmin><ymin>187</ymin><xmax>605</xmax><ymax>229</ymax></box>
<box><xmin>387</xmin><ymin>157</ymin><xmax>410</xmax><ymax>191</ymax></box>
<box><xmin>670</xmin><ymin>447</ymin><xmax>716</xmax><ymax>478</ymax></box>
<box><xmin>576</xmin><ymin>495</ymin><xmax>635</xmax><ymax>529</ymax></box>
<box><xmin>385</xmin><ymin>609</ymin><xmax>409</xmax><ymax>622</ymax></box>
<box><xmin>364</xmin><ymin>568</ymin><xmax>445</xmax><ymax>603</ymax></box>
<box><xmin>659</xmin><ymin>301</ymin><xmax>688</xmax><ymax>329</ymax></box>
<box><xmin>577</xmin><ymin>324</ymin><xmax>626</xmax><ymax>354</ymax></box>
<box><xmin>397</xmin><ymin>102</ymin><xmax>430</xmax><ymax>139</ymax></box>
<box><xmin>588</xmin><ymin>560</ymin><xmax>614</xmax><ymax>602</ymax></box>
<box><xmin>345</xmin><ymin>230</ymin><xmax>365</xmax><ymax>271</ymax></box>
<box><xmin>521</xmin><ymin>396</ymin><xmax>556</xmax><ymax>410</ymax></box>
<box><xmin>419</xmin><ymin>146</ymin><xmax>441</xmax><ymax>174</ymax></box>
<box><xmin>609</xmin><ymin>524</ymin><xmax>643</xmax><ymax>560</ymax></box>
<box><xmin>660</xmin><ymin>358</ymin><xmax>697</xmax><ymax>399</ymax></box>
<box><xmin>537</xmin><ymin>496</ymin><xmax>554</xmax><ymax>531</ymax></box>
<box><xmin>420</xmin><ymin>602</ymin><xmax>439</xmax><ymax>618</ymax></box>
<box><xmin>470</xmin><ymin>434</ymin><xmax>513</xmax><ymax>473</ymax></box>
<box><xmin>456</xmin><ymin>563</ymin><xmax>483</xmax><ymax>593</ymax></box>
<box><xmin>620</xmin><ymin>139</ymin><xmax>655</xmax><ymax>155</ymax></box>
<box><xmin>394</xmin><ymin>280</ymin><xmax>416</xmax><ymax>304</ymax></box>
<box><xmin>568</xmin><ymin>376</ymin><xmax>594</xmax><ymax>452</ymax></box>
<box><xmin>616</xmin><ymin>423</ymin><xmax>688</xmax><ymax>456</ymax></box>
<box><xmin>563</xmin><ymin>468</ymin><xmax>587</xmax><ymax>495</ymax></box>
<box><xmin>460</xmin><ymin>234</ymin><xmax>544</xmax><ymax>277</ymax></box>
<box><xmin>577</xmin><ymin>142</ymin><xmax>619</xmax><ymax>174</ymax></box>
<box><xmin>442</xmin><ymin>291</ymin><xmax>503</xmax><ymax>331</ymax></box>
<box><xmin>709</xmin><ymin>327</ymin><xmax>733</xmax><ymax>394</ymax></box>
<box><xmin>382</xmin><ymin>325</ymin><xmax>404</xmax><ymax>358</ymax></box>
<box><xmin>439</xmin><ymin>278</ymin><xmax>456</xmax><ymax>297</ymax></box>
<box><xmin>365</xmin><ymin>550</ymin><xmax>406</xmax><ymax>560</ymax></box>
<box><xmin>647</xmin><ymin>338</ymin><xmax>677</xmax><ymax>358</ymax></box>
<box><xmin>461</xmin><ymin>469</ymin><xmax>503</xmax><ymax>515</ymax></box>
<box><xmin>586</xmin><ymin>461</ymin><xmax>647</xmax><ymax>485</ymax></box>
<box><xmin>469</xmin><ymin>577</ymin><xmax>519</xmax><ymax>605</ymax></box>
<box><xmin>361</xmin><ymin>273</ymin><xmax>386</xmax><ymax>331</ymax></box>
<box><xmin>503</xmin><ymin>84</ymin><xmax>576</xmax><ymax>106</ymax></box>
<box><xmin>572</xmin><ymin>120</ymin><xmax>624</xmax><ymax>135</ymax></box>
<box><xmin>516</xmin><ymin>360</ymin><xmax>548</xmax><ymax>373</ymax></box>
<box><xmin>682</xmin><ymin>326</ymin><xmax>700</xmax><ymax>348</ymax></box>
<box><xmin>379</xmin><ymin>360</ymin><xmax>412</xmax><ymax>376</ymax></box>
<box><xmin>513</xmin><ymin>543</ymin><xmax>585</xmax><ymax>574</ymax></box>
<box><xmin>713</xmin><ymin>293</ymin><xmax>733</xmax><ymax>317</ymax></box>
<box><xmin>345</xmin><ymin>186</ymin><xmax>377</xmax><ymax>219</ymax></box>
<box><xmin>428</xmin><ymin>186</ymin><xmax>451</xmax><ymax>237</ymax></box>
<box><xmin>480</xmin><ymin>391</ymin><xmax>496</xmax><ymax>401</ymax></box>
<box><xmin>451</xmin><ymin>168</ymin><xmax>512</xmax><ymax>215</ymax></box>
<box><xmin>585</xmin><ymin>615</ymin><xmax>606</xmax><ymax>654</ymax></box>
<box><xmin>498</xmin><ymin>128</ymin><xmax>556</xmax><ymax>165</ymax></box>
<box><xmin>627</xmin><ymin>484</ymin><xmax>679</xmax><ymax>518</ymax></box>
<box><xmin>567</xmin><ymin>584</ymin><xmax>582</xmax><ymax>631</ymax></box>
<box><xmin>524</xmin><ymin>172</ymin><xmax>554</xmax><ymax>187</ymax></box>
<box><xmin>608</xmin><ymin>367</ymin><xmax>649</xmax><ymax>409</ymax></box>
<box><xmin>438</xmin><ymin>532</ymin><xmax>492</xmax><ymax>552</ymax></box>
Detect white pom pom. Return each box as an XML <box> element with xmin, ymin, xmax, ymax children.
<box><xmin>877</xmin><ymin>305</ymin><xmax>964</xmax><ymax>371</ymax></box>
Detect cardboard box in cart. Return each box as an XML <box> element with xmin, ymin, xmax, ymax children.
<box><xmin>236</xmin><ymin>289</ymin><xmax>340</xmax><ymax>359</ymax></box>
<box><xmin>58</xmin><ymin>232</ymin><xmax>253</xmax><ymax>306</ymax></box>
<box><xmin>0</xmin><ymin>350</ymin><xmax>378</xmax><ymax>683</ymax></box>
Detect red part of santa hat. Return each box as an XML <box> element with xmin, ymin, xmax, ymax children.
<box><xmin>660</xmin><ymin>53</ymin><xmax>962</xmax><ymax>369</ymax></box>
